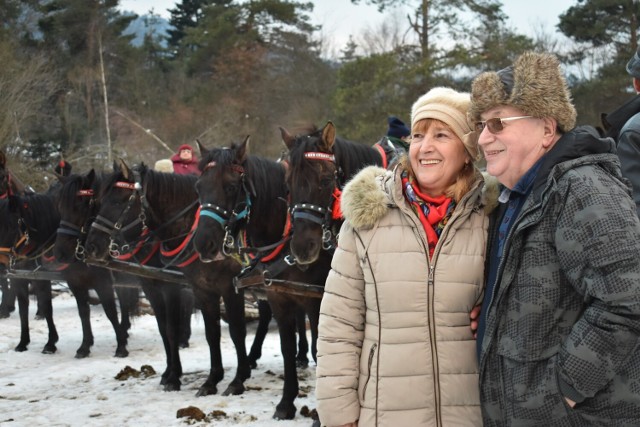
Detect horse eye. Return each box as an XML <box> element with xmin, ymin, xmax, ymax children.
<box><xmin>225</xmin><ymin>183</ymin><xmax>239</xmax><ymax>194</ymax></box>
<box><xmin>319</xmin><ymin>178</ymin><xmax>333</xmax><ymax>189</ymax></box>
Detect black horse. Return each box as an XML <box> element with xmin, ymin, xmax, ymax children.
<box><xmin>193</xmin><ymin>137</ymin><xmax>328</xmax><ymax>420</ymax></box>
<box><xmin>5</xmin><ymin>187</ymin><xmax>135</xmax><ymax>357</ymax></box>
<box><xmin>0</xmin><ymin>151</ymin><xmax>35</xmax><ymax>319</ymax></box>
<box><xmin>54</xmin><ymin>168</ymin><xmax>193</xmax><ymax>389</ymax></box>
<box><xmin>281</xmin><ymin>121</ymin><xmax>384</xmax><ymax>265</ymax></box>
<box><xmin>0</xmin><ymin>195</ymin><xmax>59</xmax><ymax>353</ymax></box>
<box><xmin>84</xmin><ymin>161</ymin><xmax>251</xmax><ymax>396</ymax></box>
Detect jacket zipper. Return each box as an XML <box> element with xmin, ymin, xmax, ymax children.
<box><xmin>362</xmin><ymin>342</ymin><xmax>377</xmax><ymax>401</ymax></box>
<box><xmin>400</xmin><ymin>184</ymin><xmax>480</xmax><ymax>427</ymax></box>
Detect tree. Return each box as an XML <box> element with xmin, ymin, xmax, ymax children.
<box><xmin>558</xmin><ymin>1</ymin><xmax>640</xmax><ymax>126</ymax></box>
<box><xmin>350</xmin><ymin>0</ymin><xmax>506</xmax><ymax>61</ymax></box>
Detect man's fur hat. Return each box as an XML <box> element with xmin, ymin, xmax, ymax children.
<box><xmin>469</xmin><ymin>51</ymin><xmax>577</xmax><ymax>133</ymax></box>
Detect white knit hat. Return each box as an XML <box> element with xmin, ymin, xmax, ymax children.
<box><xmin>411</xmin><ymin>87</ymin><xmax>479</xmax><ymax>160</ymax></box>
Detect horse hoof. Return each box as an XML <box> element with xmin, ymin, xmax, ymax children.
<box><xmin>222</xmin><ymin>383</ymin><xmax>245</xmax><ymax>396</ymax></box>
<box><xmin>179</xmin><ymin>341</ymin><xmax>189</xmax><ymax>349</ymax></box>
<box><xmin>75</xmin><ymin>349</ymin><xmax>90</xmax><ymax>359</ymax></box>
<box><xmin>249</xmin><ymin>360</ymin><xmax>258</xmax><ymax>370</ymax></box>
<box><xmin>15</xmin><ymin>344</ymin><xmax>28</xmax><ymax>352</ymax></box>
<box><xmin>273</xmin><ymin>404</ymin><xmax>296</xmax><ymax>420</ymax></box>
<box><xmin>42</xmin><ymin>345</ymin><xmax>57</xmax><ymax>354</ymax></box>
<box><xmin>114</xmin><ymin>348</ymin><xmax>129</xmax><ymax>358</ymax></box>
<box><xmin>296</xmin><ymin>359</ymin><xmax>309</xmax><ymax>369</ymax></box>
<box><xmin>196</xmin><ymin>384</ymin><xmax>217</xmax><ymax>397</ymax></box>
<box><xmin>163</xmin><ymin>382</ymin><xmax>181</xmax><ymax>392</ymax></box>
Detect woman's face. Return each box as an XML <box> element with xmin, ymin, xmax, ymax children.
<box><xmin>409</xmin><ymin>119</ymin><xmax>468</xmax><ymax>197</ymax></box>
<box><xmin>179</xmin><ymin>149</ymin><xmax>192</xmax><ymax>161</ymax></box>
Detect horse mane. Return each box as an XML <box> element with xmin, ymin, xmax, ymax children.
<box><xmin>141</xmin><ymin>165</ymin><xmax>198</xmax><ymax>208</ymax></box>
<box><xmin>14</xmin><ymin>193</ymin><xmax>60</xmax><ymax>244</ymax></box>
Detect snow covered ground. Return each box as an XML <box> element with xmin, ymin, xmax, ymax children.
<box><xmin>0</xmin><ymin>286</ymin><xmax>318</xmax><ymax>426</ymax></box>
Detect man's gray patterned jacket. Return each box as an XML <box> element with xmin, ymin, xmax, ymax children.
<box><xmin>479</xmin><ymin>126</ymin><xmax>640</xmax><ymax>426</ymax></box>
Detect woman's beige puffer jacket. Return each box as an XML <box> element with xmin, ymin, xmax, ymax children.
<box><xmin>316</xmin><ymin>165</ymin><xmax>498</xmax><ymax>427</ymax></box>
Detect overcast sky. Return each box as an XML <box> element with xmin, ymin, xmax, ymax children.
<box><xmin>120</xmin><ymin>0</ymin><xmax>577</xmax><ymax>49</ymax></box>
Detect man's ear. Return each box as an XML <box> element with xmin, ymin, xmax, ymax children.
<box><xmin>541</xmin><ymin>117</ymin><xmax>558</xmax><ymax>148</ymax></box>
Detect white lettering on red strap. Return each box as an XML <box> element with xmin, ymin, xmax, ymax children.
<box><xmin>76</xmin><ymin>189</ymin><xmax>94</xmax><ymax>196</ymax></box>
<box><xmin>115</xmin><ymin>182</ymin><xmax>136</xmax><ymax>190</ymax></box>
<box><xmin>304</xmin><ymin>152</ymin><xmax>335</xmax><ymax>162</ymax></box>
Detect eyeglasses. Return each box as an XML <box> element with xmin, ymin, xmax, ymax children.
<box><xmin>474</xmin><ymin>116</ymin><xmax>533</xmax><ymax>134</ymax></box>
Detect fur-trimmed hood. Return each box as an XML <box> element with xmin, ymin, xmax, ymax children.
<box><xmin>341</xmin><ymin>165</ymin><xmax>499</xmax><ymax>230</ymax></box>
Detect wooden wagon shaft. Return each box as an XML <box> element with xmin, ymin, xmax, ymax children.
<box><xmin>85</xmin><ymin>258</ymin><xmax>191</xmax><ymax>286</ymax></box>
<box><xmin>7</xmin><ymin>268</ymin><xmax>66</xmax><ymax>282</ymax></box>
<box><xmin>234</xmin><ymin>273</ymin><xmax>324</xmax><ymax>299</ymax></box>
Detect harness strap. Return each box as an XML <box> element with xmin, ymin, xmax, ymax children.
<box><xmin>374</xmin><ymin>143</ymin><xmax>388</xmax><ymax>169</ymax></box>
<box><xmin>161</xmin><ymin>207</ymin><xmax>200</xmax><ymax>258</ymax></box>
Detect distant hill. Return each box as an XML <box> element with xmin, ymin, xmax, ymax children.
<box><xmin>122</xmin><ymin>11</ymin><xmax>171</xmax><ymax>47</ymax></box>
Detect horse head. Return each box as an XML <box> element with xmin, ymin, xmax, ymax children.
<box><xmin>281</xmin><ymin>122</ymin><xmax>340</xmax><ymax>265</ymax></box>
<box><xmin>85</xmin><ymin>159</ymin><xmax>146</xmax><ymax>261</ymax></box>
<box><xmin>54</xmin><ymin>169</ymin><xmax>99</xmax><ymax>263</ymax></box>
<box><xmin>194</xmin><ymin>136</ymin><xmax>253</xmax><ymax>263</ymax></box>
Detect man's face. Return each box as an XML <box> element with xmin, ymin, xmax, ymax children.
<box><xmin>179</xmin><ymin>149</ymin><xmax>192</xmax><ymax>161</ymax></box>
<box><xmin>477</xmin><ymin>105</ymin><xmax>545</xmax><ymax>189</ymax></box>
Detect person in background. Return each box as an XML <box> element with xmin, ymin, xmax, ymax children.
<box><xmin>374</xmin><ymin>116</ymin><xmax>411</xmax><ymax>169</ymax></box>
<box><xmin>171</xmin><ymin>144</ymin><xmax>200</xmax><ymax>176</ymax></box>
<box><xmin>601</xmin><ymin>46</ymin><xmax>640</xmax><ymax>216</ymax></box>
<box><xmin>315</xmin><ymin>87</ymin><xmax>498</xmax><ymax>427</ymax></box>
<box><xmin>471</xmin><ymin>51</ymin><xmax>640</xmax><ymax>425</ymax></box>
<box><xmin>385</xmin><ymin>116</ymin><xmax>411</xmax><ymax>151</ymax></box>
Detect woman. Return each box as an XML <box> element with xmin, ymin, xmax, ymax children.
<box><xmin>171</xmin><ymin>144</ymin><xmax>200</xmax><ymax>175</ymax></box>
<box><xmin>315</xmin><ymin>87</ymin><xmax>498</xmax><ymax>427</ymax></box>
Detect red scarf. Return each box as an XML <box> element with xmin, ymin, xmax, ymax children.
<box><xmin>403</xmin><ymin>179</ymin><xmax>453</xmax><ymax>258</ymax></box>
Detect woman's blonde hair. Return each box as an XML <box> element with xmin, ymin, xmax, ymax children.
<box><xmin>401</xmin><ymin>118</ymin><xmax>477</xmax><ymax>202</ymax></box>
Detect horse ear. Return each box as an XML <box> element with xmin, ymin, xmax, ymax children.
<box><xmin>279</xmin><ymin>126</ymin><xmax>295</xmax><ymax>151</ymax></box>
<box><xmin>87</xmin><ymin>169</ymin><xmax>96</xmax><ymax>184</ymax></box>
<box><xmin>321</xmin><ymin>121</ymin><xmax>336</xmax><ymax>152</ymax></box>
<box><xmin>236</xmin><ymin>135</ymin><xmax>250</xmax><ymax>164</ymax></box>
<box><xmin>116</xmin><ymin>158</ymin><xmax>131</xmax><ymax>180</ymax></box>
<box><xmin>196</xmin><ymin>139</ymin><xmax>208</xmax><ymax>158</ymax></box>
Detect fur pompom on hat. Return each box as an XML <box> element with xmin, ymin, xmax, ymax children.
<box><xmin>469</xmin><ymin>51</ymin><xmax>577</xmax><ymax>133</ymax></box>
<box><xmin>154</xmin><ymin>158</ymin><xmax>174</xmax><ymax>173</ymax></box>
<box><xmin>411</xmin><ymin>87</ymin><xmax>479</xmax><ymax>160</ymax></box>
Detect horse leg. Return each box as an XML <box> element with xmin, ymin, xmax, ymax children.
<box><xmin>94</xmin><ymin>279</ymin><xmax>129</xmax><ymax>357</ymax></box>
<box><xmin>269</xmin><ymin>296</ymin><xmax>300</xmax><ymax>420</ymax></box>
<box><xmin>32</xmin><ymin>280</ymin><xmax>58</xmax><ymax>354</ymax></box>
<box><xmin>306</xmin><ymin>300</ymin><xmax>321</xmax><ymax>364</ymax></box>
<box><xmin>69</xmin><ymin>283</ymin><xmax>94</xmax><ymax>358</ymax></box>
<box><xmin>195</xmin><ymin>291</ymin><xmax>224</xmax><ymax>397</ymax></box>
<box><xmin>14</xmin><ymin>279</ymin><xmax>30</xmax><ymax>352</ymax></box>
<box><xmin>295</xmin><ymin>307</ymin><xmax>309</xmax><ymax>368</ymax></box>
<box><xmin>179</xmin><ymin>287</ymin><xmax>194</xmax><ymax>348</ymax></box>
<box><xmin>141</xmin><ymin>280</ymin><xmax>183</xmax><ymax>391</ymax></box>
<box><xmin>163</xmin><ymin>283</ymin><xmax>184</xmax><ymax>390</ymax></box>
<box><xmin>248</xmin><ymin>298</ymin><xmax>272</xmax><ymax>369</ymax></box>
<box><xmin>220</xmin><ymin>290</ymin><xmax>251</xmax><ymax>396</ymax></box>
<box><xmin>115</xmin><ymin>285</ymin><xmax>139</xmax><ymax>337</ymax></box>
<box><xmin>0</xmin><ymin>275</ymin><xmax>16</xmax><ymax>318</ymax></box>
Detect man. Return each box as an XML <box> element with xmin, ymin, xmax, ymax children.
<box><xmin>602</xmin><ymin>47</ymin><xmax>640</xmax><ymax>216</ymax></box>
<box><xmin>471</xmin><ymin>51</ymin><xmax>640</xmax><ymax>425</ymax></box>
<box><xmin>374</xmin><ymin>116</ymin><xmax>411</xmax><ymax>169</ymax></box>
